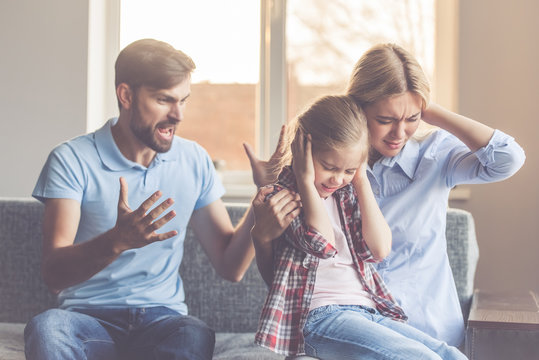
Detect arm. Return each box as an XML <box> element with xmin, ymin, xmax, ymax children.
<box><xmin>250</xmin><ymin>186</ymin><xmax>301</xmax><ymax>286</ymax></box>
<box><xmin>423</xmin><ymin>103</ymin><xmax>525</xmax><ymax>185</ymax></box>
<box><xmin>352</xmin><ymin>164</ymin><xmax>392</xmax><ymax>261</ymax></box>
<box><xmin>421</xmin><ymin>103</ymin><xmax>494</xmax><ymax>152</ymax></box>
<box><xmin>41</xmin><ymin>177</ymin><xmax>177</xmax><ymax>293</ymax></box>
<box><xmin>292</xmin><ymin>133</ymin><xmax>335</xmax><ymax>245</ymax></box>
<box><xmin>189</xmin><ymin>199</ymin><xmax>255</xmax><ymax>282</ymax></box>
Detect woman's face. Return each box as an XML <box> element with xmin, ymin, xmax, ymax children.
<box><xmin>364</xmin><ymin>91</ymin><xmax>423</xmax><ymax>159</ymax></box>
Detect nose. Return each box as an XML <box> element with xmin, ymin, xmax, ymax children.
<box><xmin>330</xmin><ymin>173</ymin><xmax>344</xmax><ymax>186</ymax></box>
<box><xmin>391</xmin><ymin>120</ymin><xmax>406</xmax><ymax>138</ymax></box>
<box><xmin>169</xmin><ymin>102</ymin><xmax>185</xmax><ymax>123</ymax></box>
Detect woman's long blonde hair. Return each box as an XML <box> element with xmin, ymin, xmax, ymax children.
<box><xmin>273</xmin><ymin>95</ymin><xmax>369</xmax><ymax>177</ymax></box>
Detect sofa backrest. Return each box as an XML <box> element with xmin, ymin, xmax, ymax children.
<box><xmin>0</xmin><ymin>198</ymin><xmax>478</xmax><ymax>331</ymax></box>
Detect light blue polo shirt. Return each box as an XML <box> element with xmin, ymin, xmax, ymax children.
<box><xmin>368</xmin><ymin>129</ymin><xmax>525</xmax><ymax>346</ymax></box>
<box><xmin>33</xmin><ymin>118</ymin><xmax>225</xmax><ymax>314</ymax></box>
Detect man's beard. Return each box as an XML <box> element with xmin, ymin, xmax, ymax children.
<box><xmin>129</xmin><ymin>103</ymin><xmax>174</xmax><ymax>153</ymax></box>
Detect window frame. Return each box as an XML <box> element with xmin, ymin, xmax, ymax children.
<box><xmin>88</xmin><ymin>0</ymin><xmax>459</xmax><ymax>202</ymax></box>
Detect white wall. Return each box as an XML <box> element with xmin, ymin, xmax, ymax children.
<box><xmin>451</xmin><ymin>0</ymin><xmax>539</xmax><ymax>293</ymax></box>
<box><xmin>0</xmin><ymin>0</ymin><xmax>89</xmax><ymax>197</ymax></box>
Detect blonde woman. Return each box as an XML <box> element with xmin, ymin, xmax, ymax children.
<box><xmin>246</xmin><ymin>43</ymin><xmax>525</xmax><ymax>350</ymax></box>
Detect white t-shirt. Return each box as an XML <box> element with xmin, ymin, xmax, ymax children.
<box><xmin>309</xmin><ymin>195</ymin><xmax>376</xmax><ymax>311</ymax></box>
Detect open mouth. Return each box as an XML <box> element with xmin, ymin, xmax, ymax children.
<box><xmin>157</xmin><ymin>126</ymin><xmax>174</xmax><ymax>141</ymax></box>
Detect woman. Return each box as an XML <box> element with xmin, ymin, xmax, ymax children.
<box><xmin>245</xmin><ymin>43</ymin><xmax>525</xmax><ymax>348</ymax></box>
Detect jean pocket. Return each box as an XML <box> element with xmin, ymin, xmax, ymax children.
<box><xmin>303</xmin><ymin>305</ymin><xmax>337</xmax><ymax>337</ymax></box>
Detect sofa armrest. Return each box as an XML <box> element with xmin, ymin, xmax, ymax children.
<box><xmin>446</xmin><ymin>208</ymin><xmax>479</xmax><ymax>321</ymax></box>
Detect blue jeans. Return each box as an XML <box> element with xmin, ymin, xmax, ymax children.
<box><xmin>24</xmin><ymin>306</ymin><xmax>215</xmax><ymax>360</ymax></box>
<box><xmin>303</xmin><ymin>305</ymin><xmax>467</xmax><ymax>360</ymax></box>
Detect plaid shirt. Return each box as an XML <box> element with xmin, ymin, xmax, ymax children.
<box><xmin>255</xmin><ymin>166</ymin><xmax>407</xmax><ymax>356</ymax></box>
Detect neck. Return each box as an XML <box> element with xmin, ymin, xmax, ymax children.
<box><xmin>368</xmin><ymin>148</ymin><xmax>382</xmax><ymax>167</ymax></box>
<box><xmin>111</xmin><ymin>115</ymin><xmax>156</xmax><ymax>167</ymax></box>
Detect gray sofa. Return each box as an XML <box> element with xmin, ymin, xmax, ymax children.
<box><xmin>0</xmin><ymin>198</ymin><xmax>478</xmax><ymax>359</ymax></box>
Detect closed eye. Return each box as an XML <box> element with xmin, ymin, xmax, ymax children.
<box><xmin>375</xmin><ymin>116</ymin><xmax>394</xmax><ymax>125</ymax></box>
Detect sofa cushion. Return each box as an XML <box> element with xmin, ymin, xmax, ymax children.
<box><xmin>0</xmin><ymin>322</ymin><xmax>25</xmax><ymax>360</ymax></box>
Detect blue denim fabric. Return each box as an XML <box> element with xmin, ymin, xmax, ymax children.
<box><xmin>303</xmin><ymin>305</ymin><xmax>467</xmax><ymax>360</ymax></box>
<box><xmin>24</xmin><ymin>306</ymin><xmax>215</xmax><ymax>360</ymax></box>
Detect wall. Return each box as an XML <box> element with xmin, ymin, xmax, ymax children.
<box><xmin>0</xmin><ymin>0</ymin><xmax>89</xmax><ymax>198</ymax></box>
<box><xmin>1</xmin><ymin>0</ymin><xmax>537</xmax><ymax>293</ymax></box>
<box><xmin>450</xmin><ymin>0</ymin><xmax>539</xmax><ymax>293</ymax></box>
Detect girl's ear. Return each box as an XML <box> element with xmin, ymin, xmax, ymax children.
<box><xmin>116</xmin><ymin>83</ymin><xmax>134</xmax><ymax>110</ymax></box>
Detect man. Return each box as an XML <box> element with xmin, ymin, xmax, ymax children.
<box><xmin>25</xmin><ymin>39</ymin><xmax>299</xmax><ymax>360</ymax></box>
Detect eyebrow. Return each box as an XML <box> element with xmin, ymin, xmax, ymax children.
<box><xmin>376</xmin><ymin>112</ymin><xmax>421</xmax><ymax>121</ymax></box>
<box><xmin>320</xmin><ymin>160</ymin><xmax>357</xmax><ymax>171</ymax></box>
<box><xmin>157</xmin><ymin>92</ymin><xmax>191</xmax><ymax>103</ymax></box>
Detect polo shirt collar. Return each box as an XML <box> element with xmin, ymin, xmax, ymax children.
<box><xmin>94</xmin><ymin>118</ymin><xmax>176</xmax><ymax>171</ymax></box>
<box><xmin>377</xmin><ymin>139</ymin><xmax>420</xmax><ymax>180</ymax></box>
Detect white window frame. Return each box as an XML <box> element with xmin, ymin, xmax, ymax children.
<box><xmin>87</xmin><ymin>0</ymin><xmax>460</xmax><ymax>202</ymax></box>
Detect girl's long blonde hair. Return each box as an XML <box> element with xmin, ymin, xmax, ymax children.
<box><xmin>272</xmin><ymin>95</ymin><xmax>369</xmax><ymax>177</ymax></box>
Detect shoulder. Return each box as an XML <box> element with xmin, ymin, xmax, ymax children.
<box><xmin>48</xmin><ymin>133</ymin><xmax>97</xmax><ymax>164</ymax></box>
<box><xmin>418</xmin><ymin>129</ymin><xmax>463</xmax><ymax>159</ymax></box>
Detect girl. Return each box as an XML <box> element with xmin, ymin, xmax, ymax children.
<box><xmin>254</xmin><ymin>95</ymin><xmax>466</xmax><ymax>359</ymax></box>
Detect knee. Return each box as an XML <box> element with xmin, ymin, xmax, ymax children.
<box><xmin>25</xmin><ymin>309</ymin><xmax>71</xmax><ymax>341</ymax></box>
<box><xmin>178</xmin><ymin>316</ymin><xmax>215</xmax><ymax>349</ymax></box>
<box><xmin>25</xmin><ymin>309</ymin><xmax>75</xmax><ymax>357</ymax></box>
<box><xmin>158</xmin><ymin>316</ymin><xmax>215</xmax><ymax>360</ymax></box>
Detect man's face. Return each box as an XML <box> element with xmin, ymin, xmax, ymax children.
<box><xmin>129</xmin><ymin>78</ymin><xmax>191</xmax><ymax>153</ymax></box>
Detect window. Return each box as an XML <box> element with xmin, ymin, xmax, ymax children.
<box><xmin>91</xmin><ymin>0</ymin><xmax>455</xmax><ymax>201</ymax></box>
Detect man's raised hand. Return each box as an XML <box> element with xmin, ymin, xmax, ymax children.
<box><xmin>112</xmin><ymin>177</ymin><xmax>178</xmax><ymax>254</ymax></box>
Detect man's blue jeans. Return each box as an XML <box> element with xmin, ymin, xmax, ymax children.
<box><xmin>303</xmin><ymin>305</ymin><xmax>467</xmax><ymax>360</ymax></box>
<box><xmin>24</xmin><ymin>306</ymin><xmax>215</xmax><ymax>360</ymax></box>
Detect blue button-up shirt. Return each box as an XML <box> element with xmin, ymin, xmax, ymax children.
<box><xmin>368</xmin><ymin>129</ymin><xmax>525</xmax><ymax>346</ymax></box>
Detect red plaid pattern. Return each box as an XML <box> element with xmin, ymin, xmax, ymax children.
<box><xmin>255</xmin><ymin>166</ymin><xmax>407</xmax><ymax>356</ymax></box>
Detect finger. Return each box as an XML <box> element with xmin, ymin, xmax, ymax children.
<box><xmin>280</xmin><ymin>198</ymin><xmax>302</xmax><ymax>216</ymax></box>
<box><xmin>284</xmin><ymin>207</ymin><xmax>301</xmax><ymax>224</ymax></box>
<box><xmin>118</xmin><ymin>177</ymin><xmax>130</xmax><ymax>211</ymax></box>
<box><xmin>144</xmin><ymin>198</ymin><xmax>174</xmax><ymax>223</ymax></box>
<box><xmin>303</xmin><ymin>134</ymin><xmax>313</xmax><ymax>165</ymax></box>
<box><xmin>305</xmin><ymin>134</ymin><xmax>312</xmax><ymax>153</ymax></box>
<box><xmin>135</xmin><ymin>190</ymin><xmax>163</xmax><ymax>217</ymax></box>
<box><xmin>291</xmin><ymin>131</ymin><xmax>302</xmax><ymax>157</ymax></box>
<box><xmin>266</xmin><ymin>188</ymin><xmax>295</xmax><ymax>211</ymax></box>
<box><xmin>257</xmin><ymin>185</ymin><xmax>275</xmax><ymax>200</ymax></box>
<box><xmin>253</xmin><ymin>185</ymin><xmax>274</xmax><ymax>206</ymax></box>
<box><xmin>273</xmin><ymin>125</ymin><xmax>288</xmax><ymax>157</ymax></box>
<box><xmin>150</xmin><ymin>230</ymin><xmax>179</xmax><ymax>243</ymax></box>
<box><xmin>148</xmin><ymin>209</ymin><xmax>177</xmax><ymax>233</ymax></box>
<box><xmin>242</xmin><ymin>142</ymin><xmax>259</xmax><ymax>165</ymax></box>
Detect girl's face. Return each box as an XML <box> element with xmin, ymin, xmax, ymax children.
<box><xmin>364</xmin><ymin>91</ymin><xmax>423</xmax><ymax>160</ymax></box>
<box><xmin>312</xmin><ymin>143</ymin><xmax>365</xmax><ymax>198</ymax></box>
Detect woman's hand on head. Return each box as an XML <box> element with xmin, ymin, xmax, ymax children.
<box><xmin>420</xmin><ymin>102</ymin><xmax>444</xmax><ymax>127</ymax></box>
<box><xmin>243</xmin><ymin>125</ymin><xmax>288</xmax><ymax>187</ymax></box>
